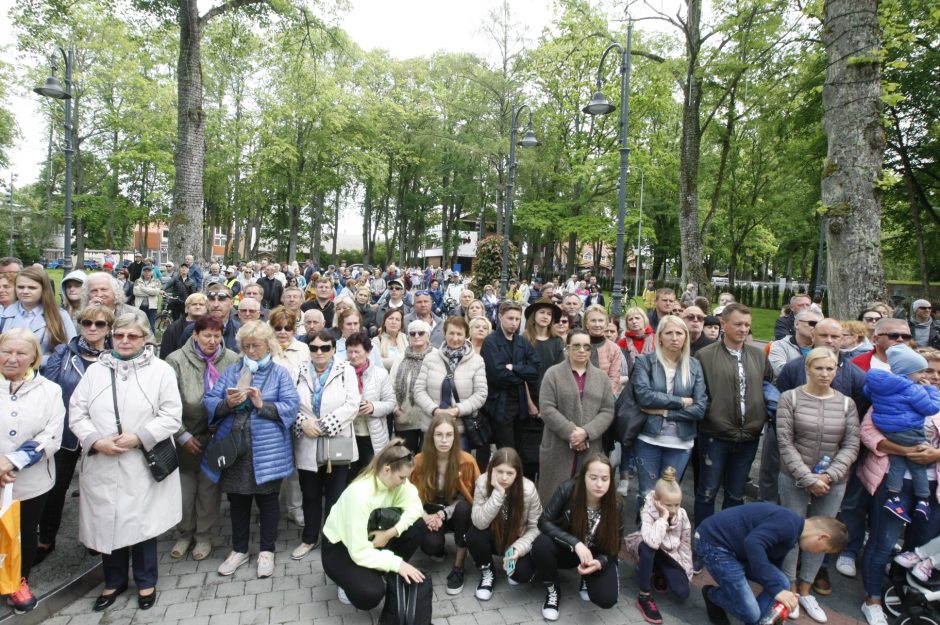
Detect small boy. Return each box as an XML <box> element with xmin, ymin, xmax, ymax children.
<box><xmin>866</xmin><ymin>344</ymin><xmax>940</xmax><ymax>523</ymax></box>
<box><xmin>697</xmin><ymin>503</ymin><xmax>846</xmax><ymax>625</ymax></box>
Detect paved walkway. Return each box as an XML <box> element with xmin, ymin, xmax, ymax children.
<box><xmin>41</xmin><ymin>474</ymin><xmax>873</xmax><ymax>625</ymax></box>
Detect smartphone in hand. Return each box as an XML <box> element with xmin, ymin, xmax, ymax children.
<box><xmin>504</xmin><ymin>547</ymin><xmax>515</xmax><ymax>576</ymax></box>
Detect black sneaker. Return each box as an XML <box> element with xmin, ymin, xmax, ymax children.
<box><xmin>703</xmin><ymin>585</ymin><xmax>730</xmax><ymax>625</ymax></box>
<box><xmin>693</xmin><ymin>556</ymin><xmax>704</xmax><ymax>575</ymax></box>
<box><xmin>446</xmin><ymin>567</ymin><xmax>465</xmax><ymax>595</ymax></box>
<box><xmin>637</xmin><ymin>593</ymin><xmax>663</xmax><ymax>624</ymax></box>
<box><xmin>475</xmin><ymin>564</ymin><xmax>494</xmax><ymax>600</ymax></box>
<box><xmin>542</xmin><ymin>583</ymin><xmax>560</xmax><ymax>621</ymax></box>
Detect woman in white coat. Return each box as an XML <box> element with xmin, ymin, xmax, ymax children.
<box><xmin>290</xmin><ymin>329</ymin><xmax>359</xmax><ymax>560</ymax></box>
<box><xmin>0</xmin><ymin>329</ymin><xmax>64</xmax><ymax>613</ymax></box>
<box><xmin>69</xmin><ymin>314</ymin><xmax>183</xmax><ymax>612</ymax></box>
<box><xmin>346</xmin><ymin>330</ymin><xmax>395</xmax><ymax>474</ymax></box>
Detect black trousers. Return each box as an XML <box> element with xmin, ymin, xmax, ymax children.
<box><xmin>38</xmin><ymin>447</ymin><xmax>80</xmax><ymax>547</ymax></box>
<box><xmin>322</xmin><ymin>519</ymin><xmax>426</xmax><ymax>611</ymax></box>
<box><xmin>465</xmin><ymin>525</ymin><xmax>536</xmax><ymax>582</ymax></box>
<box><xmin>397</xmin><ymin>429</ymin><xmax>422</xmax><ymax>454</ymax></box>
<box><xmin>531</xmin><ymin>533</ymin><xmax>619</xmax><ymax>609</ymax></box>
<box><xmin>351</xmin><ymin>435</ymin><xmax>375</xmax><ymax>478</ymax></box>
<box><xmin>637</xmin><ymin>542</ymin><xmax>690</xmax><ymax>598</ymax></box>
<box><xmin>101</xmin><ymin>537</ymin><xmax>158</xmax><ymax>590</ymax></box>
<box><xmin>420</xmin><ymin>499</ymin><xmax>471</xmax><ymax>556</ymax></box>
<box><xmin>298</xmin><ymin>467</ymin><xmax>349</xmax><ymax>545</ymax></box>
<box><xmin>228</xmin><ymin>492</ymin><xmax>279</xmax><ymax>553</ymax></box>
<box><xmin>19</xmin><ymin>493</ymin><xmax>48</xmax><ymax>580</ymax></box>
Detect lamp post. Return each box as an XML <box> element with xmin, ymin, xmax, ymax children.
<box><xmin>633</xmin><ymin>168</ymin><xmax>645</xmax><ymax>298</ymax></box>
<box><xmin>33</xmin><ymin>47</ymin><xmax>74</xmax><ymax>271</ymax></box>
<box><xmin>501</xmin><ymin>103</ymin><xmax>539</xmax><ymax>297</ymax></box>
<box><xmin>583</xmin><ymin>21</ymin><xmax>632</xmax><ymax>320</ymax></box>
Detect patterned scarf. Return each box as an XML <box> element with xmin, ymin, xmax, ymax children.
<box><xmin>439</xmin><ymin>341</ymin><xmax>471</xmax><ymax>408</ymax></box>
<box><xmin>194</xmin><ymin>341</ymin><xmax>223</xmax><ymax>393</ymax></box>
<box><xmin>353</xmin><ymin>360</ymin><xmax>370</xmax><ymax>392</ymax></box>
<box><xmin>395</xmin><ymin>347</ymin><xmax>428</xmax><ymax>406</ymax></box>
<box><xmin>312</xmin><ymin>360</ymin><xmax>333</xmax><ymax>417</ymax></box>
<box><xmin>76</xmin><ymin>336</ymin><xmax>108</xmax><ymax>358</ymax></box>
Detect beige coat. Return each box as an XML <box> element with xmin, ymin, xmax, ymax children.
<box><xmin>133</xmin><ymin>277</ymin><xmax>162</xmax><ymax>310</ymax></box>
<box><xmin>413</xmin><ymin>347</ymin><xmax>487</xmax><ymax>433</ymax></box>
<box><xmin>470</xmin><ymin>473</ymin><xmax>542</xmax><ymax>556</ymax></box>
<box><xmin>274</xmin><ymin>339</ymin><xmax>309</xmax><ymax>378</ymax></box>
<box><xmin>0</xmin><ymin>375</ymin><xmax>64</xmax><ymax>500</ymax></box>
<box><xmin>69</xmin><ymin>349</ymin><xmax>183</xmax><ymax>553</ymax></box>
<box><xmin>537</xmin><ymin>361</ymin><xmax>615</xmax><ymax>503</ymax></box>
<box><xmin>294</xmin><ymin>360</ymin><xmax>360</xmax><ymax>472</ymax></box>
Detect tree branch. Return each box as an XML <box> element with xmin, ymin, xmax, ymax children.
<box><xmin>200</xmin><ymin>0</ymin><xmax>269</xmax><ymax>28</ymax></box>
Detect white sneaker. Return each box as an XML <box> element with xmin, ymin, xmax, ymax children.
<box><xmin>290</xmin><ymin>542</ymin><xmax>316</xmax><ymax>560</ymax></box>
<box><xmin>475</xmin><ymin>564</ymin><xmax>495</xmax><ymax>601</ymax></box>
<box><xmin>337</xmin><ymin>587</ymin><xmax>351</xmax><ymax>605</ymax></box>
<box><xmin>799</xmin><ymin>595</ymin><xmax>827</xmax><ymax>623</ymax></box>
<box><xmin>836</xmin><ymin>554</ymin><xmax>857</xmax><ymax>577</ymax></box>
<box><xmin>617</xmin><ymin>479</ymin><xmax>630</xmax><ymax>497</ymax></box>
<box><xmin>257</xmin><ymin>551</ymin><xmax>274</xmax><ymax>578</ymax></box>
<box><xmin>788</xmin><ymin>604</ymin><xmax>800</xmax><ymax>620</ymax></box>
<box><xmin>861</xmin><ymin>602</ymin><xmax>889</xmax><ymax>625</ymax></box>
<box><xmin>217</xmin><ymin>550</ymin><xmax>250</xmax><ymax>576</ymax></box>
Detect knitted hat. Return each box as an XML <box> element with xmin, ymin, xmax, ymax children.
<box><xmin>887</xmin><ymin>344</ymin><xmax>928</xmax><ymax>377</ymax></box>
<box><xmin>912</xmin><ymin>299</ymin><xmax>931</xmax><ymax>312</ymax></box>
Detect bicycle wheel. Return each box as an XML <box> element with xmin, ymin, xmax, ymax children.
<box><xmin>154</xmin><ymin>314</ymin><xmax>171</xmax><ymax>338</ymax></box>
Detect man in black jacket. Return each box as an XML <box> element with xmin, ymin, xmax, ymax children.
<box><xmin>774</xmin><ymin>293</ymin><xmax>812</xmax><ymax>340</ymax></box>
<box><xmin>479</xmin><ymin>301</ymin><xmax>541</xmax><ymax>474</ymax></box>
<box><xmin>257</xmin><ymin>264</ymin><xmax>284</xmax><ymax>311</ymax></box>
<box><xmin>128</xmin><ymin>252</ymin><xmax>144</xmax><ymax>282</ymax></box>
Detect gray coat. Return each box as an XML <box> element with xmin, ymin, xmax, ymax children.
<box><xmin>776</xmin><ymin>387</ymin><xmax>860</xmax><ymax>486</ymax></box>
<box><xmin>537</xmin><ymin>362</ymin><xmax>615</xmax><ymax>503</ymax></box>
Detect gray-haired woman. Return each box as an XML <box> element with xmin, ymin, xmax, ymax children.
<box><xmin>389</xmin><ymin>319</ymin><xmax>436</xmax><ymax>452</ymax></box>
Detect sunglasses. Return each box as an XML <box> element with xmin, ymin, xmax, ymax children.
<box><xmin>918</xmin><ymin>307</ymin><xmax>933</xmax><ymax>311</ymax></box>
<box><xmin>390</xmin><ymin>286</ymin><xmax>403</xmax><ymax>291</ymax></box>
<box><xmin>568</xmin><ymin>344</ymin><xmax>592</xmax><ymax>351</ymax></box>
<box><xmin>801</xmin><ymin>320</ymin><xmax>819</xmax><ymax>327</ymax></box>
<box><xmin>682</xmin><ymin>314</ymin><xmax>706</xmax><ymax>322</ymax></box>
<box><xmin>113</xmin><ymin>332</ymin><xmax>144</xmax><ymax>341</ymax></box>
<box><xmin>272</xmin><ymin>325</ymin><xmax>292</xmax><ymax>332</ymax></box>
<box><xmin>308</xmin><ymin>344</ymin><xmax>334</xmax><ymax>353</ymax></box>
<box><xmin>862</xmin><ymin>316</ymin><xmax>882</xmax><ymax>322</ymax></box>
<box><xmin>556</xmin><ymin>319</ymin><xmax>570</xmax><ymax>325</ymax></box>
<box><xmin>409</xmin><ymin>331</ymin><xmax>426</xmax><ymax>337</ymax></box>
<box><xmin>879</xmin><ymin>332</ymin><xmax>912</xmax><ymax>341</ymax></box>
<box><xmin>80</xmin><ymin>319</ymin><xmax>109</xmax><ymax>329</ymax></box>
<box><xmin>207</xmin><ymin>293</ymin><xmax>231</xmax><ymax>301</ymax></box>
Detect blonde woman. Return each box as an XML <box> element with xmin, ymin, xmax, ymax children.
<box><xmin>373</xmin><ymin>308</ymin><xmax>408</xmax><ymax>370</ymax></box>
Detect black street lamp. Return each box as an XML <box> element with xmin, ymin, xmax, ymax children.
<box><xmin>583</xmin><ymin>22</ymin><xmax>633</xmax><ymax>320</ymax></box>
<box><xmin>501</xmin><ymin>103</ymin><xmax>539</xmax><ymax>297</ymax></box>
<box><xmin>33</xmin><ymin>47</ymin><xmax>74</xmax><ymax>271</ymax></box>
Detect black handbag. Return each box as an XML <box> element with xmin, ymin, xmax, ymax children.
<box><xmin>110</xmin><ymin>369</ymin><xmax>179</xmax><ymax>482</ymax></box>
<box><xmin>450</xmin><ymin>379</ymin><xmax>491</xmax><ymax>449</ymax></box>
<box><xmin>367</xmin><ymin>507</ymin><xmax>403</xmax><ymax>534</ymax></box>
<box><xmin>613</xmin><ymin>380</ymin><xmax>647</xmax><ymax>445</ymax></box>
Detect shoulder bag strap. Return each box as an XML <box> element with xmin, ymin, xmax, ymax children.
<box><xmin>110</xmin><ymin>368</ymin><xmax>123</xmax><ymax>435</ymax></box>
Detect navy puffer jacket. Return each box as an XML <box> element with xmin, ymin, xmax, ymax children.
<box><xmin>865</xmin><ymin>369</ymin><xmax>940</xmax><ymax>433</ymax></box>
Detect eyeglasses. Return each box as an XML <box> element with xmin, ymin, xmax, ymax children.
<box><xmin>113</xmin><ymin>332</ymin><xmax>144</xmax><ymax>341</ymax></box>
<box><xmin>682</xmin><ymin>314</ymin><xmax>706</xmax><ymax>322</ymax></box>
<box><xmin>389</xmin><ymin>286</ymin><xmax>403</xmax><ymax>291</ymax></box>
<box><xmin>409</xmin><ymin>331</ymin><xmax>426</xmax><ymax>337</ymax></box>
<box><xmin>80</xmin><ymin>319</ymin><xmax>109</xmax><ymax>329</ymax></box>
<box><xmin>206</xmin><ymin>293</ymin><xmax>231</xmax><ymax>301</ymax></box>
<box><xmin>878</xmin><ymin>332</ymin><xmax>913</xmax><ymax>341</ymax></box>
<box><xmin>800</xmin><ymin>320</ymin><xmax>819</xmax><ymax>327</ymax></box>
<box><xmin>568</xmin><ymin>344</ymin><xmax>592</xmax><ymax>351</ymax></box>
<box><xmin>308</xmin><ymin>344</ymin><xmax>334</xmax><ymax>353</ymax></box>
<box><xmin>239</xmin><ymin>309</ymin><xmax>260</xmax><ymax>315</ymax></box>
<box><xmin>862</xmin><ymin>316</ymin><xmax>882</xmax><ymax>322</ymax></box>
<box><xmin>272</xmin><ymin>325</ymin><xmax>292</xmax><ymax>332</ymax></box>
<box><xmin>556</xmin><ymin>319</ymin><xmax>570</xmax><ymax>325</ymax></box>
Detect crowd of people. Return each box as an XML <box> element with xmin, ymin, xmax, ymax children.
<box><xmin>0</xmin><ymin>252</ymin><xmax>939</xmax><ymax>625</ymax></box>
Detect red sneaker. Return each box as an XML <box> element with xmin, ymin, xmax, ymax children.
<box><xmin>10</xmin><ymin>577</ymin><xmax>36</xmax><ymax>613</ymax></box>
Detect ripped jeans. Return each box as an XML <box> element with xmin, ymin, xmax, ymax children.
<box><xmin>634</xmin><ymin>438</ymin><xmax>693</xmax><ymax>513</ymax></box>
<box><xmin>693</xmin><ymin>436</ymin><xmax>759</xmax><ymax>526</ymax></box>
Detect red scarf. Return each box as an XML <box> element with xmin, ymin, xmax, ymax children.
<box><xmin>353</xmin><ymin>360</ymin><xmax>370</xmax><ymax>392</ymax></box>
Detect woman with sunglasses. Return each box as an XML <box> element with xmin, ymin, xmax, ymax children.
<box><xmin>269</xmin><ymin>307</ymin><xmax>308</xmax><ymax>376</ymax></box>
<box><xmin>858</xmin><ymin>309</ymin><xmax>883</xmax><ymax>342</ymax></box>
<box><xmin>291</xmin><ymin>329</ymin><xmax>359</xmax><ymax>560</ymax></box>
<box><xmin>165</xmin><ymin>315</ymin><xmax>240</xmax><ymax>562</ymax></box>
<box><xmin>36</xmin><ymin>305</ymin><xmax>114</xmax><ymax>568</ymax></box>
<box><xmin>389</xmin><ymin>319</ymin><xmax>437</xmax><ymax>452</ymax></box>
<box><xmin>322</xmin><ymin>438</ymin><xmax>426</xmax><ymax>609</ymax></box>
<box><xmin>552</xmin><ymin>313</ymin><xmax>572</xmax><ymax>339</ymax></box>
<box><xmin>537</xmin><ymin>330</ymin><xmax>615</xmax><ymax>504</ymax></box>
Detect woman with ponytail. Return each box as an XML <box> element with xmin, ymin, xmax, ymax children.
<box><xmin>623</xmin><ymin>467</ymin><xmax>693</xmax><ymax>623</ymax></box>
<box><xmin>322</xmin><ymin>438</ymin><xmax>427</xmax><ymax>610</ymax></box>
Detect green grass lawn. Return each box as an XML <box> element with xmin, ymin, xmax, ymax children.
<box><xmin>749</xmin><ymin>307</ymin><xmax>778</xmax><ymax>342</ymax></box>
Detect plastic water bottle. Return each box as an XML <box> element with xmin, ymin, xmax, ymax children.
<box><xmin>814</xmin><ymin>455</ymin><xmax>832</xmax><ymax>474</ymax></box>
<box><xmin>759</xmin><ymin>602</ymin><xmax>790</xmax><ymax>625</ymax></box>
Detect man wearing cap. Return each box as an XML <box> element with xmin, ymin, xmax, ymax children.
<box><xmin>909</xmin><ymin>299</ymin><xmax>940</xmax><ymax>349</ymax></box>
<box><xmin>374</xmin><ymin>277</ymin><xmax>412</xmax><ymax>325</ymax></box>
<box><xmin>128</xmin><ymin>252</ymin><xmax>145</xmax><ymax>281</ymax></box>
<box><xmin>404</xmin><ymin>290</ymin><xmax>444</xmax><ymax>347</ymax></box>
<box><xmin>180</xmin><ymin>283</ymin><xmax>240</xmax><ymax>352</ymax></box>
<box><xmin>203</xmin><ymin>262</ymin><xmax>224</xmax><ymax>289</ymax></box>
<box><xmin>223</xmin><ymin>265</ymin><xmax>241</xmax><ymax>297</ymax></box>
<box><xmin>301</xmin><ymin>276</ymin><xmax>337</xmax><ymax>326</ymax></box>
<box><xmin>444</xmin><ymin>273</ymin><xmax>463</xmax><ymax>303</ymax></box>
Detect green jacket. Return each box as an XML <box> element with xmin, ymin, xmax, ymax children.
<box><xmin>695</xmin><ymin>341</ymin><xmax>774</xmax><ymax>443</ymax></box>
<box><xmin>166</xmin><ymin>337</ymin><xmax>240</xmax><ymax>471</ymax></box>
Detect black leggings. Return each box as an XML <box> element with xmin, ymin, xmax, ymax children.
<box><xmin>298</xmin><ymin>467</ymin><xmax>349</xmax><ymax>545</ymax></box>
<box><xmin>530</xmin><ymin>533</ymin><xmax>619</xmax><ymax>609</ymax></box>
<box><xmin>351</xmin><ymin>436</ymin><xmax>375</xmax><ymax>478</ymax></box>
<box><xmin>637</xmin><ymin>542</ymin><xmax>690</xmax><ymax>598</ymax></box>
<box><xmin>20</xmin><ymin>493</ymin><xmax>49</xmax><ymax>580</ymax></box>
<box><xmin>228</xmin><ymin>492</ymin><xmax>279</xmax><ymax>553</ymax></box>
<box><xmin>38</xmin><ymin>447</ymin><xmax>80</xmax><ymax>545</ymax></box>
<box><xmin>421</xmin><ymin>499</ymin><xmax>471</xmax><ymax>556</ymax></box>
<box><xmin>322</xmin><ymin>519</ymin><xmax>426</xmax><ymax>611</ymax></box>
<box><xmin>465</xmin><ymin>525</ymin><xmax>536</xmax><ymax>582</ymax></box>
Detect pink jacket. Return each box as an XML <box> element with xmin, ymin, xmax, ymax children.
<box><xmin>594</xmin><ymin>338</ymin><xmax>622</xmax><ymax>395</ymax></box>
<box><xmin>622</xmin><ymin>492</ymin><xmax>693</xmax><ymax>579</ymax></box>
<box><xmin>857</xmin><ymin>409</ymin><xmax>940</xmax><ymax>502</ymax></box>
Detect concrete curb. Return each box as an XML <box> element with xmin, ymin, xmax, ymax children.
<box><xmin>0</xmin><ymin>563</ymin><xmax>102</xmax><ymax>624</ymax></box>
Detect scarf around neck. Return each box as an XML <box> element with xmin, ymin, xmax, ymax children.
<box><xmin>77</xmin><ymin>336</ymin><xmax>107</xmax><ymax>358</ymax></box>
<box><xmin>395</xmin><ymin>347</ymin><xmax>428</xmax><ymax>406</ymax></box>
<box><xmin>353</xmin><ymin>359</ymin><xmax>370</xmax><ymax>392</ymax></box>
<box><xmin>194</xmin><ymin>341</ymin><xmax>224</xmax><ymax>392</ymax></box>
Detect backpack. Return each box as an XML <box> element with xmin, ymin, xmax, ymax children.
<box><xmin>379</xmin><ymin>570</ymin><xmax>432</xmax><ymax>625</ymax></box>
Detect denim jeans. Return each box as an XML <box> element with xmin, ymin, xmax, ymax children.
<box><xmin>695</xmin><ymin>534</ymin><xmax>789</xmax><ymax>625</ymax></box>
<box><xmin>837</xmin><ymin>469</ymin><xmax>871</xmax><ymax>560</ymax></box>
<box><xmin>883</xmin><ymin>428</ymin><xmax>930</xmax><ymax>498</ymax></box>
<box><xmin>634</xmin><ymin>438</ymin><xmax>692</xmax><ymax>512</ymax></box>
<box><xmin>694</xmin><ymin>436</ymin><xmax>759</xmax><ymax>526</ymax></box>
<box><xmin>861</xmin><ymin>478</ymin><xmax>940</xmax><ymax>598</ymax></box>
<box><xmin>777</xmin><ymin>474</ymin><xmax>846</xmax><ymax>584</ymax></box>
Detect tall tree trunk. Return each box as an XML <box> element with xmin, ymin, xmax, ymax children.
<box><xmin>821</xmin><ymin>0</ymin><xmax>887</xmax><ymax>317</ymax></box>
<box><xmin>332</xmin><ymin>188</ymin><xmax>340</xmax><ymax>264</ymax></box>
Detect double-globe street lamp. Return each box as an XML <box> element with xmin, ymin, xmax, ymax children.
<box><xmin>582</xmin><ymin>21</ymin><xmax>633</xmax><ymax>321</ymax></box>
<box><xmin>500</xmin><ymin>104</ymin><xmax>539</xmax><ymax>297</ymax></box>
<box><xmin>33</xmin><ymin>46</ymin><xmax>75</xmax><ymax>271</ymax></box>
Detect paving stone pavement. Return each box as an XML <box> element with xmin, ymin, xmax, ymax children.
<box><xmin>45</xmin><ymin>473</ymin><xmax>874</xmax><ymax>625</ymax></box>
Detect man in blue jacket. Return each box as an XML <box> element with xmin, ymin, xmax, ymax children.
<box><xmin>697</xmin><ymin>503</ymin><xmax>846</xmax><ymax>625</ymax></box>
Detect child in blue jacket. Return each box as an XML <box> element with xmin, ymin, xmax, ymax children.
<box><xmin>866</xmin><ymin>344</ymin><xmax>940</xmax><ymax>523</ymax></box>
